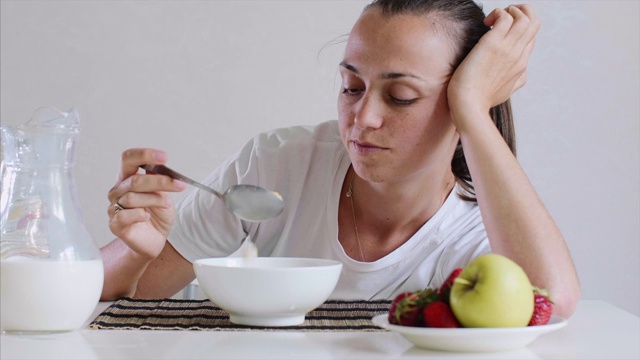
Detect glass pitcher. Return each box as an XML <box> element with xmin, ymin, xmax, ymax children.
<box><xmin>0</xmin><ymin>107</ymin><xmax>103</xmax><ymax>332</ymax></box>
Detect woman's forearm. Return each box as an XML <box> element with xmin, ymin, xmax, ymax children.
<box><xmin>456</xmin><ymin>109</ymin><xmax>580</xmax><ymax>318</ymax></box>
<box><xmin>99</xmin><ymin>239</ymin><xmax>152</xmax><ymax>301</ymax></box>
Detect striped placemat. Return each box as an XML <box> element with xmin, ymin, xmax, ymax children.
<box><xmin>89</xmin><ymin>298</ymin><xmax>391</xmax><ymax>332</ymax></box>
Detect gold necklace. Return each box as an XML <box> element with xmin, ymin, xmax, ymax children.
<box><xmin>345</xmin><ymin>176</ymin><xmax>366</xmax><ymax>262</ymax></box>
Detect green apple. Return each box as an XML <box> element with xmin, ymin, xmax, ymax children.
<box><xmin>450</xmin><ymin>253</ymin><xmax>534</xmax><ymax>327</ymax></box>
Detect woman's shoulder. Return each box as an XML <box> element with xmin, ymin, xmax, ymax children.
<box><xmin>252</xmin><ymin>120</ymin><xmax>341</xmax><ymax>149</ymax></box>
<box><xmin>437</xmin><ymin>188</ymin><xmax>484</xmax><ymax>235</ymax></box>
<box><xmin>233</xmin><ymin>120</ymin><xmax>347</xmax><ymax>181</ymax></box>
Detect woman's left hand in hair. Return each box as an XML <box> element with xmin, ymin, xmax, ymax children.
<box><xmin>447</xmin><ymin>4</ymin><xmax>540</xmax><ymax>128</ymax></box>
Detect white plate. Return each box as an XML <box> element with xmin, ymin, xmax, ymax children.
<box><xmin>371</xmin><ymin>314</ymin><xmax>567</xmax><ymax>352</ymax></box>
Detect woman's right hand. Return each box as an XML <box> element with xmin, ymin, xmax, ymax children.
<box><xmin>107</xmin><ymin>148</ymin><xmax>186</xmax><ymax>261</ymax></box>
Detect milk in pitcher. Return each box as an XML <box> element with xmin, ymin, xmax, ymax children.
<box><xmin>0</xmin><ymin>257</ymin><xmax>104</xmax><ymax>332</ymax></box>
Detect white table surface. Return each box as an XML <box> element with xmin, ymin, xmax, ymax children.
<box><xmin>2</xmin><ymin>299</ymin><xmax>638</xmax><ymax>360</ymax></box>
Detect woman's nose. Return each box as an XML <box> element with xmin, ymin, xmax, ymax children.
<box><xmin>354</xmin><ymin>93</ymin><xmax>383</xmax><ymax>129</ymax></box>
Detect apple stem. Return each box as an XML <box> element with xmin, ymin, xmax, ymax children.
<box><xmin>453</xmin><ymin>277</ymin><xmax>474</xmax><ymax>287</ymax></box>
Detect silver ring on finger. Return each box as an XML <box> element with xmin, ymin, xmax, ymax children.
<box><xmin>113</xmin><ymin>201</ymin><xmax>127</xmax><ymax>214</ymax></box>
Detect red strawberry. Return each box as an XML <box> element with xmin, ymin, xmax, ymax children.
<box><xmin>528</xmin><ymin>288</ymin><xmax>553</xmax><ymax>326</ymax></box>
<box><xmin>422</xmin><ymin>300</ymin><xmax>461</xmax><ymax>328</ymax></box>
<box><xmin>388</xmin><ymin>289</ymin><xmax>440</xmax><ymax>327</ymax></box>
<box><xmin>388</xmin><ymin>292</ymin><xmax>423</xmax><ymax>326</ymax></box>
<box><xmin>418</xmin><ymin>287</ymin><xmax>441</xmax><ymax>308</ymax></box>
<box><xmin>439</xmin><ymin>268</ymin><xmax>463</xmax><ymax>304</ymax></box>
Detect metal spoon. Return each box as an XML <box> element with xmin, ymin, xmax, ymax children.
<box><xmin>141</xmin><ymin>164</ymin><xmax>284</xmax><ymax>222</ymax></box>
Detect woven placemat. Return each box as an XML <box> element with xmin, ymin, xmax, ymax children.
<box><xmin>89</xmin><ymin>298</ymin><xmax>391</xmax><ymax>332</ymax></box>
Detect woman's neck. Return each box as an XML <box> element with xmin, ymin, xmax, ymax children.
<box><xmin>347</xmin><ymin>166</ymin><xmax>455</xmax><ymax>239</ymax></box>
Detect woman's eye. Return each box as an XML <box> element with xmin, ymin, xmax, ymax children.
<box><xmin>389</xmin><ymin>96</ymin><xmax>416</xmax><ymax>105</ymax></box>
<box><xmin>342</xmin><ymin>88</ymin><xmax>362</xmax><ymax>96</ymax></box>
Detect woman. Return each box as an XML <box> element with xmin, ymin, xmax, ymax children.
<box><xmin>101</xmin><ymin>0</ymin><xmax>580</xmax><ymax>318</ymax></box>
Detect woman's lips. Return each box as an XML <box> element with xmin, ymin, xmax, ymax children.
<box><xmin>351</xmin><ymin>140</ymin><xmax>388</xmax><ymax>154</ymax></box>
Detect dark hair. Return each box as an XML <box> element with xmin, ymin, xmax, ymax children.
<box><xmin>365</xmin><ymin>0</ymin><xmax>516</xmax><ymax>202</ymax></box>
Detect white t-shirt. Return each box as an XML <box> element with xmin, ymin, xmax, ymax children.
<box><xmin>169</xmin><ymin>120</ymin><xmax>491</xmax><ymax>300</ymax></box>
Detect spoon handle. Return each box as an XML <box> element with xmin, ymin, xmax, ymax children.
<box><xmin>140</xmin><ymin>164</ymin><xmax>224</xmax><ymax>200</ymax></box>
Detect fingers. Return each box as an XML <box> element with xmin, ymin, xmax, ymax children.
<box><xmin>106</xmin><ymin>148</ymin><xmax>181</xmax><ymax>260</ymax></box>
<box><xmin>507</xmin><ymin>7</ymin><xmax>538</xmax><ymax>90</ymax></box>
<box><xmin>485</xmin><ymin>5</ymin><xmax>538</xmax><ymax>27</ymax></box>
<box><xmin>111</xmin><ymin>171</ymin><xmax>184</xmax><ymax>198</ymax></box>
<box><xmin>108</xmin><ymin>148</ymin><xmax>186</xmax><ymax>233</ymax></box>
<box><xmin>108</xmin><ymin>190</ymin><xmax>174</xmax><ymax>217</ymax></box>
<box><xmin>107</xmin><ymin>209</ymin><xmax>165</xmax><ymax>259</ymax></box>
<box><xmin>484</xmin><ymin>7</ymin><xmax>513</xmax><ymax>33</ymax></box>
<box><xmin>118</xmin><ymin>148</ymin><xmax>168</xmax><ymax>182</ymax></box>
<box><xmin>515</xmin><ymin>4</ymin><xmax>540</xmax><ymax>29</ymax></box>
<box><xmin>109</xmin><ymin>206</ymin><xmax>150</xmax><ymax>230</ymax></box>
<box><xmin>110</xmin><ymin>148</ymin><xmax>185</xmax><ymax>200</ymax></box>
<box><xmin>506</xmin><ymin>5</ymin><xmax>540</xmax><ymax>48</ymax></box>
<box><xmin>449</xmin><ymin>4</ymin><xmax>540</xmax><ymax>113</ymax></box>
<box><xmin>484</xmin><ymin>5</ymin><xmax>540</xmax><ymax>45</ymax></box>
<box><xmin>109</xmin><ymin>173</ymin><xmax>185</xmax><ymax>208</ymax></box>
<box><xmin>107</xmin><ymin>176</ymin><xmax>179</xmax><ymax>257</ymax></box>
<box><xmin>481</xmin><ymin>4</ymin><xmax>539</xmax><ymax>93</ymax></box>
<box><xmin>520</xmin><ymin>36</ymin><xmax>537</xmax><ymax>66</ymax></box>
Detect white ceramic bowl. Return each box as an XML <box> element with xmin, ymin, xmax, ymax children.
<box><xmin>193</xmin><ymin>257</ymin><xmax>342</xmax><ymax>327</ymax></box>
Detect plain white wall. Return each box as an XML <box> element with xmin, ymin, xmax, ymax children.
<box><xmin>1</xmin><ymin>1</ymin><xmax>638</xmax><ymax>316</ymax></box>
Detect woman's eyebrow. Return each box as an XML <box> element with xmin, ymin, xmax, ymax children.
<box><xmin>339</xmin><ymin>61</ymin><xmax>359</xmax><ymax>74</ymax></box>
<box><xmin>339</xmin><ymin>60</ymin><xmax>424</xmax><ymax>81</ymax></box>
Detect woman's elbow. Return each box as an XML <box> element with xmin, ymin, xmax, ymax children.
<box><xmin>551</xmin><ymin>281</ymin><xmax>581</xmax><ymax>319</ymax></box>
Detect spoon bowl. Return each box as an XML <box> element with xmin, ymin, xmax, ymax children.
<box><xmin>141</xmin><ymin>165</ymin><xmax>283</xmax><ymax>222</ymax></box>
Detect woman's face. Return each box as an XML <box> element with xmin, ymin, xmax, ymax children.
<box><xmin>338</xmin><ymin>8</ymin><xmax>460</xmax><ymax>184</ymax></box>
